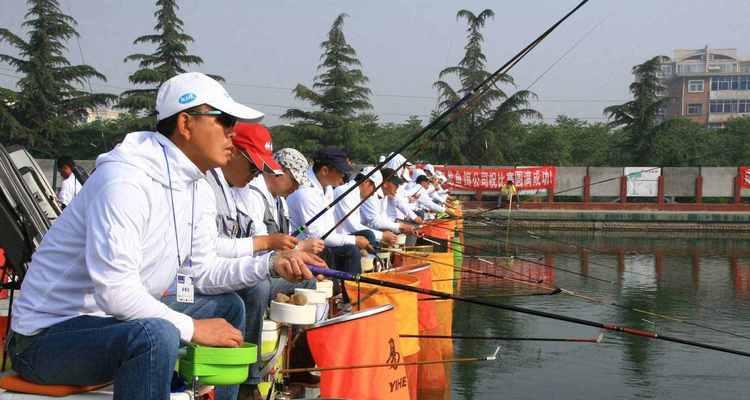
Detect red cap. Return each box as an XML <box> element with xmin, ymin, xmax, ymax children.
<box><xmin>232</xmin><ymin>123</ymin><xmax>283</xmax><ymax>174</ymax></box>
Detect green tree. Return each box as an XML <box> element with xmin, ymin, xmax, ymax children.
<box><xmin>604</xmin><ymin>56</ymin><xmax>671</xmax><ymax>164</ymax></box>
<box><xmin>432</xmin><ymin>9</ymin><xmax>539</xmax><ymax>164</ymax></box>
<box><xmin>282</xmin><ymin>13</ymin><xmax>374</xmax><ymax>156</ymax></box>
<box><xmin>0</xmin><ymin>0</ymin><xmax>115</xmax><ymax>155</ymax></box>
<box><xmin>118</xmin><ymin>0</ymin><xmax>220</xmax><ymax>117</ymax></box>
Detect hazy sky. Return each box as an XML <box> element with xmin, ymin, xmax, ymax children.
<box><xmin>1</xmin><ymin>0</ymin><xmax>749</xmax><ymax>126</ymax></box>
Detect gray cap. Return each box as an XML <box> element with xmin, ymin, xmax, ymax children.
<box><xmin>273</xmin><ymin>148</ymin><xmax>311</xmax><ymax>187</ymax></box>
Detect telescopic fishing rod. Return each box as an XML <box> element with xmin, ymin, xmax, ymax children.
<box><xmin>401</xmin><ymin>333</ymin><xmax>605</xmax><ymax>343</ymax></box>
<box><xmin>416</xmin><ymin>228</ymin><xmax>750</xmax><ymax>341</ymax></box>
<box><xmin>293</xmin><ymin>0</ymin><xmax>592</xmax><ymax>238</ymax></box>
<box><xmin>307</xmin><ymin>265</ymin><xmax>750</xmax><ymax>358</ymax></box>
<box><xmin>280</xmin><ymin>346</ymin><xmax>501</xmax><ymax>374</ymax></box>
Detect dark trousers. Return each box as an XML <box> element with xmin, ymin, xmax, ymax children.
<box><xmin>351</xmin><ymin>229</ymin><xmax>378</xmax><ymax>251</ymax></box>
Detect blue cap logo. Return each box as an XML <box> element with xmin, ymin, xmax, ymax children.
<box><xmin>178</xmin><ymin>92</ymin><xmax>197</xmax><ymax>104</ymax></box>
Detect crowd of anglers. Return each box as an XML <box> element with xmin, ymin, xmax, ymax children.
<box><xmin>7</xmin><ymin>72</ymin><xmax>458</xmax><ymax>400</ymax></box>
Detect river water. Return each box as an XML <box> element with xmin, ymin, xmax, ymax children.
<box><xmin>448</xmin><ymin>230</ymin><xmax>750</xmax><ymax>400</ymax></box>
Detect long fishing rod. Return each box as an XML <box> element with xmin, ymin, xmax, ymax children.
<box><xmin>460</xmin><ymin>217</ymin><xmax>674</xmax><ymax>280</ymax></box>
<box><xmin>389</xmin><ymin>247</ymin><xmax>555</xmax><ymax>289</ymax></box>
<box><xmin>280</xmin><ymin>346</ymin><xmax>501</xmax><ymax>374</ymax></box>
<box><xmin>401</xmin><ymin>333</ymin><xmax>605</xmax><ymax>343</ymax></box>
<box><xmin>422</xmin><ymin>220</ymin><xmax>632</xmax><ymax>284</ymax></box>
<box><xmin>296</xmin><ymin>0</ymin><xmax>591</xmax><ymax>239</ymax></box>
<box><xmin>417</xmin><ymin>229</ymin><xmax>750</xmax><ymax>341</ymax></box>
<box><xmin>419</xmin><ymin>236</ymin><xmax>541</xmax><ymax>283</ymax></box>
<box><xmin>308</xmin><ymin>266</ymin><xmax>750</xmax><ymax>358</ymax></box>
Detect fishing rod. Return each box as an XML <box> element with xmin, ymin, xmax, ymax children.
<box><xmin>307</xmin><ymin>265</ymin><xmax>750</xmax><ymax>358</ymax></box>
<box><xmin>417</xmin><ymin>230</ymin><xmax>750</xmax><ymax>341</ymax></box>
<box><xmin>388</xmin><ymin>247</ymin><xmax>554</xmax><ymax>289</ymax></box>
<box><xmin>401</xmin><ymin>333</ymin><xmax>605</xmax><ymax>343</ymax></box>
<box><xmin>409</xmin><ymin>237</ymin><xmax>544</xmax><ymax>284</ymax></box>
<box><xmin>421</xmin><ymin>220</ymin><xmax>633</xmax><ymax>284</ymax></box>
<box><xmin>280</xmin><ymin>346</ymin><xmax>501</xmax><ymax>374</ymax></box>
<box><xmin>459</xmin><ymin>217</ymin><xmax>675</xmax><ymax>280</ymax></box>
<box><xmin>294</xmin><ymin>0</ymin><xmax>591</xmax><ymax>239</ymax></box>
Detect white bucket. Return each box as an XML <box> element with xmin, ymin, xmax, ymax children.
<box><xmin>316</xmin><ymin>280</ymin><xmax>334</xmax><ymax>298</ymax></box>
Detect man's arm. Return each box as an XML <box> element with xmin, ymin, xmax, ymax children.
<box><xmin>85</xmin><ymin>182</ymin><xmax>195</xmax><ymax>342</ymax></box>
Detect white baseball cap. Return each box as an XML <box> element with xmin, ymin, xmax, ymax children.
<box><xmin>423</xmin><ymin>163</ymin><xmax>435</xmax><ymax>176</ymax></box>
<box><xmin>155</xmin><ymin>72</ymin><xmax>264</xmax><ymax>122</ymax></box>
<box><xmin>360</xmin><ymin>166</ymin><xmax>384</xmax><ymax>197</ymax></box>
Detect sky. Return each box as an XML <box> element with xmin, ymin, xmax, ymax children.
<box><xmin>1</xmin><ymin>0</ymin><xmax>749</xmax><ymax>126</ymax></box>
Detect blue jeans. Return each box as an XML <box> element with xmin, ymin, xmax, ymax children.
<box><xmin>237</xmin><ymin>278</ymin><xmax>316</xmax><ymax>384</ymax></box>
<box><xmin>162</xmin><ymin>293</ymin><xmax>245</xmax><ymax>400</ymax></box>
<box><xmin>9</xmin><ymin>292</ymin><xmax>244</xmax><ymax>400</ymax></box>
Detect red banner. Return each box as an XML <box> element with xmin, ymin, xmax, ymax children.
<box><xmin>431</xmin><ymin>165</ymin><xmax>557</xmax><ymax>191</ymax></box>
<box><xmin>739</xmin><ymin>167</ymin><xmax>750</xmax><ymax>189</ymax></box>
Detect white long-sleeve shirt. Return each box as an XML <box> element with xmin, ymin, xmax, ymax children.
<box><xmin>333</xmin><ymin>180</ymin><xmax>383</xmax><ymax>240</ymax></box>
<box><xmin>56</xmin><ymin>174</ymin><xmax>81</xmax><ymax>206</ymax></box>
<box><xmin>12</xmin><ymin>131</ymin><xmax>272</xmax><ymax>342</ymax></box>
<box><xmin>361</xmin><ymin>194</ymin><xmax>400</xmax><ymax>233</ymax></box>
<box><xmin>387</xmin><ymin>186</ymin><xmax>419</xmax><ymax>221</ymax></box>
<box><xmin>287</xmin><ymin>168</ymin><xmax>356</xmax><ymax>247</ymax></box>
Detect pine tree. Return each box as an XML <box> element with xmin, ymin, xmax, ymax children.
<box><xmin>0</xmin><ymin>0</ymin><xmax>115</xmax><ymax>154</ymax></box>
<box><xmin>604</xmin><ymin>56</ymin><xmax>672</xmax><ymax>164</ymax></box>
<box><xmin>282</xmin><ymin>13</ymin><xmax>373</xmax><ymax>152</ymax></box>
<box><xmin>118</xmin><ymin>0</ymin><xmax>220</xmax><ymax>116</ymax></box>
<box><xmin>432</xmin><ymin>9</ymin><xmax>539</xmax><ymax>164</ymax></box>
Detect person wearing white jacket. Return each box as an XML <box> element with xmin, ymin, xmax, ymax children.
<box><xmin>8</xmin><ymin>72</ymin><xmax>324</xmax><ymax>400</ymax></box>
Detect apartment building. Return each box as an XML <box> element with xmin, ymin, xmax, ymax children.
<box><xmin>658</xmin><ymin>47</ymin><xmax>750</xmax><ymax>128</ymax></box>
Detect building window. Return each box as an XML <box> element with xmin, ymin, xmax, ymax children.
<box><xmin>711</xmin><ymin>76</ymin><xmax>750</xmax><ymax>91</ymax></box>
<box><xmin>687</xmin><ymin>103</ymin><xmax>703</xmax><ymax>115</ymax></box>
<box><xmin>687</xmin><ymin>80</ymin><xmax>704</xmax><ymax>92</ymax></box>
<box><xmin>711</xmin><ymin>99</ymin><xmax>750</xmax><ymax>113</ymax></box>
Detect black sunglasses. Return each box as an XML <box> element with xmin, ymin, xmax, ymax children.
<box><xmin>186</xmin><ymin>109</ymin><xmax>237</xmax><ymax>128</ymax></box>
<box><xmin>238</xmin><ymin>150</ymin><xmax>262</xmax><ymax>178</ymax></box>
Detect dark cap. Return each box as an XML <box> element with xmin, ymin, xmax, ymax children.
<box><xmin>380</xmin><ymin>167</ymin><xmax>405</xmax><ymax>185</ymax></box>
<box><xmin>313</xmin><ymin>146</ymin><xmax>353</xmax><ymax>176</ymax></box>
<box><xmin>415</xmin><ymin>175</ymin><xmax>430</xmax><ymax>184</ymax></box>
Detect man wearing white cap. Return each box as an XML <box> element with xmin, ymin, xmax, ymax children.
<box><xmin>8</xmin><ymin>72</ymin><xmax>324</xmax><ymax>400</ymax></box>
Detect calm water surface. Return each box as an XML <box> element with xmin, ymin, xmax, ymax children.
<box><xmin>449</xmin><ymin>230</ymin><xmax>750</xmax><ymax>400</ymax></box>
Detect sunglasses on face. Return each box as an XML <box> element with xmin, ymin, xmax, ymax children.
<box><xmin>186</xmin><ymin>109</ymin><xmax>237</xmax><ymax>129</ymax></box>
<box><xmin>238</xmin><ymin>150</ymin><xmax>262</xmax><ymax>178</ymax></box>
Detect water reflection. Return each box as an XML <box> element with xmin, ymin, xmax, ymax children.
<box><xmin>451</xmin><ymin>230</ymin><xmax>750</xmax><ymax>400</ymax></box>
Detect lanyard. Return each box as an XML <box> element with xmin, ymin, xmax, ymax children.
<box><xmin>161</xmin><ymin>144</ymin><xmax>195</xmax><ymax>272</ymax></box>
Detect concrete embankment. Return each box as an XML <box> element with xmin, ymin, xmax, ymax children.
<box><xmin>471</xmin><ymin>209</ymin><xmax>750</xmax><ymax>232</ymax></box>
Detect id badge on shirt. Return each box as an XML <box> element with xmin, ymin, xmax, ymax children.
<box><xmin>176</xmin><ymin>268</ymin><xmax>194</xmax><ymax>304</ymax></box>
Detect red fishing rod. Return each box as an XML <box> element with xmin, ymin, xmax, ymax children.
<box><xmin>307</xmin><ymin>265</ymin><xmax>750</xmax><ymax>358</ymax></box>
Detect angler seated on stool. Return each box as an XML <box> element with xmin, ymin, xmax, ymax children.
<box><xmin>333</xmin><ymin>167</ymin><xmax>398</xmax><ymax>251</ymax></box>
<box><xmin>205</xmin><ymin>124</ymin><xmax>324</xmax><ymax>398</ymax></box>
<box><xmin>287</xmin><ymin>147</ymin><xmax>371</xmax><ymax>277</ymax></box>
<box><xmin>5</xmin><ymin>73</ymin><xmax>324</xmax><ymax>400</ymax></box>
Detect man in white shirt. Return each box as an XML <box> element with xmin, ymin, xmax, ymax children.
<box><xmin>287</xmin><ymin>147</ymin><xmax>370</xmax><ymax>275</ymax></box>
<box><xmin>363</xmin><ymin>167</ymin><xmax>420</xmax><ymax>237</ymax></box>
<box><xmin>334</xmin><ymin>166</ymin><xmax>397</xmax><ymax>249</ymax></box>
<box><xmin>9</xmin><ymin>72</ymin><xmax>325</xmax><ymax>400</ymax></box>
<box><xmin>55</xmin><ymin>156</ymin><xmax>81</xmax><ymax>208</ymax></box>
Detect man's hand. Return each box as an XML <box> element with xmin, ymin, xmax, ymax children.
<box><xmin>412</xmin><ymin>216</ymin><xmax>424</xmax><ymax>225</ymax></box>
<box><xmin>381</xmin><ymin>231</ymin><xmax>397</xmax><ymax>246</ymax></box>
<box><xmin>399</xmin><ymin>223</ymin><xmax>417</xmax><ymax>235</ymax></box>
<box><xmin>272</xmin><ymin>250</ymin><xmax>327</xmax><ymax>282</ymax></box>
<box><xmin>355</xmin><ymin>235</ymin><xmax>374</xmax><ymax>252</ymax></box>
<box><xmin>267</xmin><ymin>233</ymin><xmax>298</xmax><ymax>251</ymax></box>
<box><xmin>192</xmin><ymin>318</ymin><xmax>243</xmax><ymax>348</ymax></box>
<box><xmin>298</xmin><ymin>239</ymin><xmax>325</xmax><ymax>254</ymax></box>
